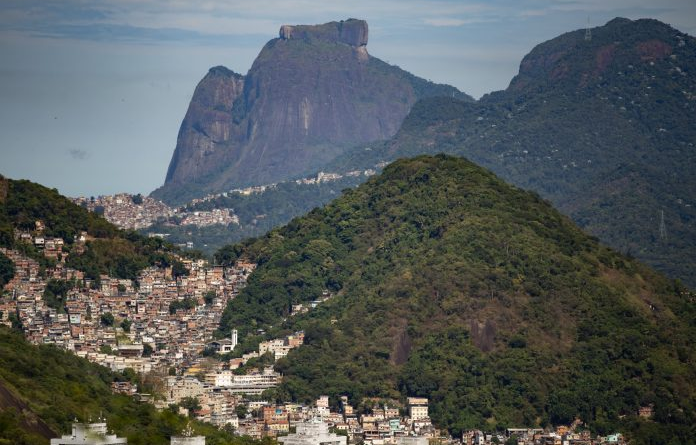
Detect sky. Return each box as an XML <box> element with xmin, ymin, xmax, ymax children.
<box><xmin>1</xmin><ymin>0</ymin><xmax>695</xmax><ymax>198</ymax></box>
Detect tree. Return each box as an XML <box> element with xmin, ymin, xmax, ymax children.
<box><xmin>9</xmin><ymin>311</ymin><xmax>22</xmax><ymax>332</ymax></box>
<box><xmin>142</xmin><ymin>343</ymin><xmax>154</xmax><ymax>357</ymax></box>
<box><xmin>204</xmin><ymin>290</ymin><xmax>216</xmax><ymax>306</ymax></box>
<box><xmin>235</xmin><ymin>404</ymin><xmax>248</xmax><ymax>418</ymax></box>
<box><xmin>0</xmin><ymin>252</ymin><xmax>14</xmax><ymax>287</ymax></box>
<box><xmin>120</xmin><ymin>319</ymin><xmax>132</xmax><ymax>333</ymax></box>
<box><xmin>169</xmin><ymin>297</ymin><xmax>196</xmax><ymax>315</ymax></box>
<box><xmin>171</xmin><ymin>260</ymin><xmax>189</xmax><ymax>278</ymax></box>
<box><xmin>43</xmin><ymin>279</ymin><xmax>74</xmax><ymax>313</ymax></box>
<box><xmin>100</xmin><ymin>312</ymin><xmax>114</xmax><ymax>327</ymax></box>
<box><xmin>131</xmin><ymin>194</ymin><xmax>144</xmax><ymax>205</ymax></box>
<box><xmin>180</xmin><ymin>397</ymin><xmax>201</xmax><ymax>418</ymax></box>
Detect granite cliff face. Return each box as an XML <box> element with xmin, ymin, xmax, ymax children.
<box><xmin>165</xmin><ymin>67</ymin><xmax>245</xmax><ymax>185</ymax></box>
<box><xmin>156</xmin><ymin>19</ymin><xmax>469</xmax><ymax>203</ymax></box>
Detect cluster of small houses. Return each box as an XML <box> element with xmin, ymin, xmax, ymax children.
<box><xmin>72</xmin><ymin>193</ymin><xmax>238</xmax><ymax>231</ymax></box>
<box><xmin>0</xmin><ymin>224</ymin><xmax>255</xmax><ymax>376</ymax></box>
<box><xmin>73</xmin><ymin>193</ymin><xmax>176</xmax><ymax>230</ymax></box>
<box><xmin>190</xmin><ymin>163</ymin><xmax>389</xmax><ymax>205</ymax></box>
<box><xmin>4</xmin><ymin>221</ymin><xmax>629</xmax><ymax>445</ymax></box>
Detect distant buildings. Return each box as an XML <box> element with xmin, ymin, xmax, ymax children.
<box><xmin>170</xmin><ymin>424</ymin><xmax>206</xmax><ymax>445</ymax></box>
<box><xmin>50</xmin><ymin>421</ymin><xmax>211</xmax><ymax>445</ymax></box>
<box><xmin>278</xmin><ymin>419</ymin><xmax>346</xmax><ymax>445</ymax></box>
<box><xmin>407</xmin><ymin>397</ymin><xmax>429</xmax><ymax>421</ymax></box>
<box><xmin>51</xmin><ymin>421</ymin><xmax>127</xmax><ymax>445</ymax></box>
<box><xmin>71</xmin><ymin>193</ymin><xmax>238</xmax><ymax>231</ymax></box>
<box><xmin>208</xmin><ymin>329</ymin><xmax>237</xmax><ymax>354</ymax></box>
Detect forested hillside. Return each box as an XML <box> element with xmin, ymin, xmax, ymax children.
<box><xmin>326</xmin><ymin>17</ymin><xmax>696</xmax><ymax>288</ymax></box>
<box><xmin>0</xmin><ymin>327</ymin><xmax>264</xmax><ymax>445</ymax></box>
<box><xmin>216</xmin><ymin>155</ymin><xmax>696</xmax><ymax>443</ymax></box>
<box><xmin>0</xmin><ymin>175</ymin><xmax>178</xmax><ymax>282</ymax></box>
<box><xmin>144</xmin><ymin>174</ymin><xmax>366</xmax><ymax>255</ymax></box>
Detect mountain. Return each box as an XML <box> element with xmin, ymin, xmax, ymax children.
<box><xmin>152</xmin><ymin>19</ymin><xmax>470</xmax><ymax>204</ymax></box>
<box><xmin>144</xmin><ymin>173</ymin><xmax>367</xmax><ymax>255</ymax></box>
<box><xmin>0</xmin><ymin>175</ymin><xmax>179</xmax><ymax>282</ymax></box>
<box><xmin>0</xmin><ymin>326</ymin><xmax>246</xmax><ymax>444</ymax></box>
<box><xmin>216</xmin><ymin>155</ymin><xmax>696</xmax><ymax>443</ymax></box>
<box><xmin>327</xmin><ymin>17</ymin><xmax>696</xmax><ymax>288</ymax></box>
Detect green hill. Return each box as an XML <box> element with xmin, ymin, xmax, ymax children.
<box><xmin>326</xmin><ymin>17</ymin><xmax>696</xmax><ymax>289</ymax></box>
<box><xmin>0</xmin><ymin>175</ymin><xmax>178</xmax><ymax>282</ymax></box>
<box><xmin>0</xmin><ymin>327</ymin><xmax>259</xmax><ymax>445</ymax></box>
<box><xmin>217</xmin><ymin>155</ymin><xmax>696</xmax><ymax>443</ymax></box>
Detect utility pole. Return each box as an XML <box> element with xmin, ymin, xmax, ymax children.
<box><xmin>659</xmin><ymin>210</ymin><xmax>667</xmax><ymax>240</ymax></box>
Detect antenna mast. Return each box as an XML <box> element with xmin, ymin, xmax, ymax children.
<box><xmin>585</xmin><ymin>17</ymin><xmax>592</xmax><ymax>41</ymax></box>
<box><xmin>659</xmin><ymin>210</ymin><xmax>667</xmax><ymax>240</ymax></box>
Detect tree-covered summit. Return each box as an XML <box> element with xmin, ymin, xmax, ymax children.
<box><xmin>217</xmin><ymin>155</ymin><xmax>696</xmax><ymax>443</ymax></box>
<box><xmin>0</xmin><ymin>175</ymin><xmax>178</xmax><ymax>282</ymax></box>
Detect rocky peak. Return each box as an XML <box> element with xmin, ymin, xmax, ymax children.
<box><xmin>154</xmin><ymin>19</ymin><xmax>467</xmax><ymax>204</ymax></box>
<box><xmin>279</xmin><ymin>18</ymin><xmax>368</xmax><ymax>47</ymax></box>
<box><xmin>507</xmin><ymin>17</ymin><xmax>689</xmax><ymax>93</ymax></box>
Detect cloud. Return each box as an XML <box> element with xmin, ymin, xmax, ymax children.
<box><xmin>68</xmin><ymin>149</ymin><xmax>88</xmax><ymax>160</ymax></box>
<box><xmin>424</xmin><ymin>18</ymin><xmax>473</xmax><ymax>27</ymax></box>
<box><xmin>0</xmin><ymin>0</ymin><xmax>501</xmax><ymax>44</ymax></box>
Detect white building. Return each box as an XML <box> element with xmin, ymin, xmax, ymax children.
<box><xmin>51</xmin><ymin>421</ymin><xmax>127</xmax><ymax>445</ymax></box>
<box><xmin>170</xmin><ymin>424</ymin><xmax>205</xmax><ymax>445</ymax></box>
<box><xmin>226</xmin><ymin>367</ymin><xmax>280</xmax><ymax>394</ymax></box>
<box><xmin>170</xmin><ymin>428</ymin><xmax>205</xmax><ymax>445</ymax></box>
<box><xmin>278</xmin><ymin>419</ymin><xmax>346</xmax><ymax>445</ymax></box>
<box><xmin>231</xmin><ymin>329</ymin><xmax>238</xmax><ymax>350</ymax></box>
<box><xmin>407</xmin><ymin>398</ymin><xmax>429</xmax><ymax>421</ymax></box>
<box><xmin>171</xmin><ymin>437</ymin><xmax>205</xmax><ymax>445</ymax></box>
<box><xmin>397</xmin><ymin>437</ymin><xmax>428</xmax><ymax>445</ymax></box>
<box><xmin>204</xmin><ymin>370</ymin><xmax>234</xmax><ymax>387</ymax></box>
<box><xmin>164</xmin><ymin>376</ymin><xmax>206</xmax><ymax>403</ymax></box>
<box><xmin>259</xmin><ymin>339</ymin><xmax>285</xmax><ymax>355</ymax></box>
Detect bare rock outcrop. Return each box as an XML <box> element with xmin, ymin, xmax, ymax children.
<box><xmin>279</xmin><ymin>19</ymin><xmax>368</xmax><ymax>47</ymax></box>
<box><xmin>154</xmin><ymin>19</ymin><xmax>469</xmax><ymax>203</ymax></box>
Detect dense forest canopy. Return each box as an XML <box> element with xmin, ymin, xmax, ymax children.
<box><xmin>216</xmin><ymin>155</ymin><xmax>696</xmax><ymax>443</ymax></box>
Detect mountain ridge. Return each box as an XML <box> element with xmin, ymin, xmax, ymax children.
<box><xmin>325</xmin><ymin>17</ymin><xmax>696</xmax><ymax>287</ymax></box>
<box><xmin>153</xmin><ymin>19</ymin><xmax>470</xmax><ymax>204</ymax></box>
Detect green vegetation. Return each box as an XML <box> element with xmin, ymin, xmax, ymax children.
<box><xmin>100</xmin><ymin>312</ymin><xmax>115</xmax><ymax>327</ymax></box>
<box><xmin>0</xmin><ymin>251</ymin><xmax>14</xmax><ymax>288</ymax></box>
<box><xmin>42</xmin><ymin>279</ymin><xmax>77</xmax><ymax>313</ymax></box>
<box><xmin>179</xmin><ymin>397</ymin><xmax>202</xmax><ymax>418</ymax></box>
<box><xmin>204</xmin><ymin>290</ymin><xmax>216</xmax><ymax>306</ymax></box>
<box><xmin>169</xmin><ymin>297</ymin><xmax>197</xmax><ymax>315</ymax></box>
<box><xmin>0</xmin><ymin>326</ymin><xmax>270</xmax><ymax>445</ymax></box>
<box><xmin>0</xmin><ymin>175</ymin><xmax>179</xmax><ymax>282</ymax></box>
<box><xmin>326</xmin><ymin>18</ymin><xmax>696</xmax><ymax>288</ymax></box>
<box><xmin>143</xmin><ymin>175</ymin><xmax>366</xmax><ymax>255</ymax></box>
<box><xmin>217</xmin><ymin>155</ymin><xmax>696</xmax><ymax>443</ymax></box>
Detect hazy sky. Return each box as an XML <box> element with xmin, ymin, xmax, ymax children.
<box><xmin>1</xmin><ymin>0</ymin><xmax>695</xmax><ymax>197</ymax></box>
